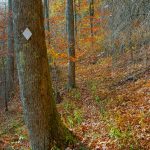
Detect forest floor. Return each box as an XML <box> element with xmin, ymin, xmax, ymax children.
<box><xmin>0</xmin><ymin>56</ymin><xmax>150</xmax><ymax>150</ymax></box>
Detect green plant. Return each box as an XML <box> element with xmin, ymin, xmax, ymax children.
<box><xmin>67</xmin><ymin>116</ymin><xmax>74</xmax><ymax>128</ymax></box>
<box><xmin>19</xmin><ymin>134</ymin><xmax>28</xmax><ymax>141</ymax></box>
<box><xmin>74</xmin><ymin>110</ymin><xmax>83</xmax><ymax>124</ymax></box>
<box><xmin>74</xmin><ymin>90</ymin><xmax>81</xmax><ymax>100</ymax></box>
<box><xmin>99</xmin><ymin>106</ymin><xmax>107</xmax><ymax>117</ymax></box>
<box><xmin>70</xmin><ymin>89</ymin><xmax>81</xmax><ymax>100</ymax></box>
<box><xmin>95</xmin><ymin>95</ymin><xmax>100</xmax><ymax>103</ymax></box>
<box><xmin>65</xmin><ymin>133</ymin><xmax>76</xmax><ymax>145</ymax></box>
<box><xmin>51</xmin><ymin>146</ymin><xmax>61</xmax><ymax>150</ymax></box>
<box><xmin>98</xmin><ymin>99</ymin><xmax>109</xmax><ymax>116</ymax></box>
<box><xmin>91</xmin><ymin>83</ymin><xmax>97</xmax><ymax>96</ymax></box>
<box><xmin>129</xmin><ymin>144</ymin><xmax>135</xmax><ymax>150</ymax></box>
<box><xmin>109</xmin><ymin>127</ymin><xmax>122</xmax><ymax>139</ymax></box>
<box><xmin>64</xmin><ymin>101</ymin><xmax>75</xmax><ymax>112</ymax></box>
<box><xmin>66</xmin><ymin>109</ymin><xmax>83</xmax><ymax>128</ymax></box>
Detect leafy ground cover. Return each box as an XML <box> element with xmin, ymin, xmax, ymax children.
<box><xmin>0</xmin><ymin>57</ymin><xmax>149</xmax><ymax>150</ymax></box>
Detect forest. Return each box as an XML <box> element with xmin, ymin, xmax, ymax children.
<box><xmin>0</xmin><ymin>0</ymin><xmax>150</xmax><ymax>149</ymax></box>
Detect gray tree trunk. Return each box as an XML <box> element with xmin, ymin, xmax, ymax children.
<box><xmin>74</xmin><ymin>0</ymin><xmax>77</xmax><ymax>36</ymax></box>
<box><xmin>6</xmin><ymin>0</ymin><xmax>14</xmax><ymax>102</ymax></box>
<box><xmin>89</xmin><ymin>0</ymin><xmax>94</xmax><ymax>39</ymax></box>
<box><xmin>66</xmin><ymin>0</ymin><xmax>76</xmax><ymax>89</ymax></box>
<box><xmin>44</xmin><ymin>0</ymin><xmax>50</xmax><ymax>32</ymax></box>
<box><xmin>12</xmin><ymin>0</ymin><xmax>70</xmax><ymax>149</ymax></box>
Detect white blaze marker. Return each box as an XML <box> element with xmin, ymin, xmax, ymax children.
<box><xmin>23</xmin><ymin>28</ymin><xmax>32</xmax><ymax>40</ymax></box>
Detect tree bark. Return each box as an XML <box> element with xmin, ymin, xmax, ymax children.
<box><xmin>89</xmin><ymin>0</ymin><xmax>94</xmax><ymax>49</ymax></box>
<box><xmin>74</xmin><ymin>0</ymin><xmax>77</xmax><ymax>36</ymax></box>
<box><xmin>12</xmin><ymin>0</ymin><xmax>70</xmax><ymax>149</ymax></box>
<box><xmin>6</xmin><ymin>0</ymin><xmax>14</xmax><ymax>102</ymax></box>
<box><xmin>66</xmin><ymin>0</ymin><xmax>76</xmax><ymax>89</ymax></box>
<box><xmin>44</xmin><ymin>0</ymin><xmax>50</xmax><ymax>32</ymax></box>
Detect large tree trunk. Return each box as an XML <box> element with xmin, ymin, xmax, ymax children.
<box><xmin>6</xmin><ymin>0</ymin><xmax>14</xmax><ymax>102</ymax></box>
<box><xmin>66</xmin><ymin>0</ymin><xmax>76</xmax><ymax>89</ymax></box>
<box><xmin>12</xmin><ymin>0</ymin><xmax>70</xmax><ymax>149</ymax></box>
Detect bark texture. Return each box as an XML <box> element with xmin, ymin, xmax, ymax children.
<box><xmin>12</xmin><ymin>0</ymin><xmax>70</xmax><ymax>149</ymax></box>
<box><xmin>89</xmin><ymin>0</ymin><xmax>94</xmax><ymax>38</ymax></box>
<box><xmin>66</xmin><ymin>0</ymin><xmax>76</xmax><ymax>89</ymax></box>
<box><xmin>6</xmin><ymin>0</ymin><xmax>14</xmax><ymax>102</ymax></box>
<box><xmin>44</xmin><ymin>0</ymin><xmax>50</xmax><ymax>32</ymax></box>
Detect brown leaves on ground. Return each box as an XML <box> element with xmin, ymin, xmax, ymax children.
<box><xmin>58</xmin><ymin>57</ymin><xmax>150</xmax><ymax>149</ymax></box>
<box><xmin>0</xmin><ymin>90</ymin><xmax>29</xmax><ymax>150</ymax></box>
<box><xmin>0</xmin><ymin>57</ymin><xmax>149</xmax><ymax>150</ymax></box>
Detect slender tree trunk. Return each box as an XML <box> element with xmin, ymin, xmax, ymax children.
<box><xmin>6</xmin><ymin>0</ymin><xmax>14</xmax><ymax>102</ymax></box>
<box><xmin>44</xmin><ymin>0</ymin><xmax>51</xmax><ymax>63</ymax></box>
<box><xmin>44</xmin><ymin>0</ymin><xmax>50</xmax><ymax>32</ymax></box>
<box><xmin>89</xmin><ymin>0</ymin><xmax>94</xmax><ymax>48</ymax></box>
<box><xmin>1</xmin><ymin>2</ymin><xmax>9</xmax><ymax>111</ymax></box>
<box><xmin>12</xmin><ymin>0</ymin><xmax>70</xmax><ymax>149</ymax></box>
<box><xmin>74</xmin><ymin>0</ymin><xmax>77</xmax><ymax>36</ymax></box>
<box><xmin>66</xmin><ymin>0</ymin><xmax>76</xmax><ymax>89</ymax></box>
<box><xmin>44</xmin><ymin>0</ymin><xmax>50</xmax><ymax>45</ymax></box>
